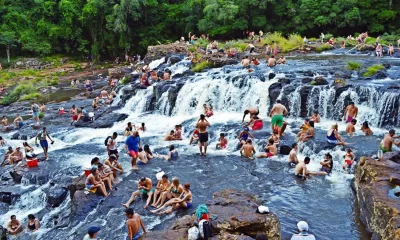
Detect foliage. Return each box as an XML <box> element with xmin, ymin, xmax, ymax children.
<box><xmin>73</xmin><ymin>63</ymin><xmax>82</xmax><ymax>71</ymax></box>
<box><xmin>20</xmin><ymin>92</ymin><xmax>41</xmax><ymax>101</ymax></box>
<box><xmin>38</xmin><ymin>112</ymin><xmax>45</xmax><ymax>119</ymax></box>
<box><xmin>315</xmin><ymin>44</ymin><xmax>331</xmax><ymax>52</ymax></box>
<box><xmin>363</xmin><ymin>64</ymin><xmax>384</xmax><ymax>77</ymax></box>
<box><xmin>1</xmin><ymin>83</ymin><xmax>38</xmax><ymax>105</ymax></box>
<box><xmin>347</xmin><ymin>61</ymin><xmax>361</xmax><ymax>71</ymax></box>
<box><xmin>192</xmin><ymin>61</ymin><xmax>212</xmax><ymax>72</ymax></box>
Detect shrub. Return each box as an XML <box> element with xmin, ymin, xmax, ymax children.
<box><xmin>363</xmin><ymin>64</ymin><xmax>384</xmax><ymax>77</ymax></box>
<box><xmin>188</xmin><ymin>46</ymin><xmax>196</xmax><ymax>52</ymax></box>
<box><xmin>38</xmin><ymin>112</ymin><xmax>45</xmax><ymax>119</ymax></box>
<box><xmin>20</xmin><ymin>92</ymin><xmax>41</xmax><ymax>101</ymax></box>
<box><xmin>261</xmin><ymin>32</ymin><xmax>303</xmax><ymax>52</ymax></box>
<box><xmin>121</xmin><ymin>75</ymin><xmax>132</xmax><ymax>85</ymax></box>
<box><xmin>192</xmin><ymin>61</ymin><xmax>212</xmax><ymax>72</ymax></box>
<box><xmin>49</xmin><ymin>79</ymin><xmax>59</xmax><ymax>86</ymax></box>
<box><xmin>73</xmin><ymin>63</ymin><xmax>82</xmax><ymax>70</ymax></box>
<box><xmin>194</xmin><ymin>38</ymin><xmax>209</xmax><ymax>49</ymax></box>
<box><xmin>347</xmin><ymin>61</ymin><xmax>361</xmax><ymax>71</ymax></box>
<box><xmin>315</xmin><ymin>44</ymin><xmax>331</xmax><ymax>52</ymax></box>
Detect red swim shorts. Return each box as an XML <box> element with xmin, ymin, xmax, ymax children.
<box><xmin>129</xmin><ymin>150</ymin><xmax>138</xmax><ymax>158</ymax></box>
<box><xmin>72</xmin><ymin>115</ymin><xmax>78</xmax><ymax>121</ymax></box>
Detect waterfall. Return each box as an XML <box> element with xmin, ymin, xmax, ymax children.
<box><xmin>287</xmin><ymin>86</ymin><xmax>302</xmax><ymax>118</ymax></box>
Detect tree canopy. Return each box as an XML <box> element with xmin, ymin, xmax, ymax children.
<box><xmin>0</xmin><ymin>0</ymin><xmax>399</xmax><ymax>61</ymax></box>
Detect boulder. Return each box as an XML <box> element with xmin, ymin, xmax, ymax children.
<box><xmin>108</xmin><ymin>68</ymin><xmax>125</xmax><ymax>79</ymax></box>
<box><xmin>302</xmin><ymin>70</ymin><xmax>314</xmax><ymax>77</ymax></box>
<box><xmin>67</xmin><ymin>174</ymin><xmax>87</xmax><ymax>199</ymax></box>
<box><xmin>167</xmin><ymin>55</ymin><xmax>182</xmax><ymax>65</ymax></box>
<box><xmin>373</xmin><ymin>70</ymin><xmax>387</xmax><ymax>79</ymax></box>
<box><xmin>354</xmin><ymin>153</ymin><xmax>400</xmax><ymax>240</ymax></box>
<box><xmin>70</xmin><ymin>190</ymin><xmax>105</xmax><ymax>226</ymax></box>
<box><xmin>278</xmin><ymin>78</ymin><xmax>290</xmax><ymax>84</ymax></box>
<box><xmin>142</xmin><ymin>189</ymin><xmax>281</xmax><ymax>240</ymax></box>
<box><xmin>269</xmin><ymin>72</ymin><xmax>276</xmax><ymax>80</ymax></box>
<box><xmin>172</xmin><ymin>70</ymin><xmax>195</xmax><ymax>78</ymax></box>
<box><xmin>74</xmin><ymin>113</ymin><xmax>128</xmax><ymax>128</ymax></box>
<box><xmin>268</xmin><ymin>83</ymin><xmax>283</xmax><ymax>107</ymax></box>
<box><xmin>9</xmin><ymin>170</ymin><xmax>23</xmax><ymax>184</ymax></box>
<box><xmin>46</xmin><ymin>187</ymin><xmax>68</xmax><ymax>208</ymax></box>
<box><xmin>0</xmin><ymin>202</ymin><xmax>9</xmax><ymax>215</ymax></box>
<box><xmin>144</xmin><ymin>42</ymin><xmax>188</xmax><ymax>64</ymax></box>
<box><xmin>279</xmin><ymin>145</ymin><xmax>291</xmax><ymax>155</ymax></box>
<box><xmin>313</xmin><ymin>76</ymin><xmax>328</xmax><ymax>85</ymax></box>
<box><xmin>299</xmin><ymin>86</ymin><xmax>312</xmax><ymax>117</ymax></box>
<box><xmin>301</xmin><ymin>77</ymin><xmax>313</xmax><ymax>84</ymax></box>
<box><xmin>207</xmin><ymin>57</ymin><xmax>239</xmax><ymax>68</ymax></box>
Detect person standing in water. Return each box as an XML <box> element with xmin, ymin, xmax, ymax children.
<box><xmin>380</xmin><ymin>129</ymin><xmax>400</xmax><ymax>153</ymax></box>
<box><xmin>343</xmin><ymin>102</ymin><xmax>358</xmax><ymax>123</ymax></box>
<box><xmin>242</xmin><ymin>108</ymin><xmax>259</xmax><ymax>122</ymax></box>
<box><xmin>35</xmin><ymin>127</ymin><xmax>54</xmax><ymax>160</ymax></box>
<box><xmin>295</xmin><ymin>157</ymin><xmax>311</xmax><ymax>179</ymax></box>
<box><xmin>31</xmin><ymin>102</ymin><xmax>40</xmax><ymax>125</ymax></box>
<box><xmin>125</xmin><ymin>208</ymin><xmax>147</xmax><ymax>240</ymax></box>
<box><xmin>196</xmin><ymin>114</ymin><xmax>210</xmax><ymax>156</ymax></box>
<box><xmin>125</xmin><ymin>131</ymin><xmax>141</xmax><ymax>170</ymax></box>
<box><xmin>269</xmin><ymin>100</ymin><xmax>288</xmax><ymax>136</ymax></box>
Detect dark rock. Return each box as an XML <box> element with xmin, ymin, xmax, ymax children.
<box><xmin>144</xmin><ymin>42</ymin><xmax>188</xmax><ymax>64</ymax></box>
<box><xmin>383</xmin><ymin>63</ymin><xmax>391</xmax><ymax>69</ymax></box>
<box><xmin>269</xmin><ymin>72</ymin><xmax>276</xmax><ymax>80</ymax></box>
<box><xmin>68</xmin><ymin>174</ymin><xmax>86</xmax><ymax>199</ymax></box>
<box><xmin>46</xmin><ymin>187</ymin><xmax>68</xmax><ymax>208</ymax></box>
<box><xmin>10</xmin><ymin>171</ymin><xmax>22</xmax><ymax>184</ymax></box>
<box><xmin>208</xmin><ymin>57</ymin><xmax>239</xmax><ymax>68</ymax></box>
<box><xmin>299</xmin><ymin>86</ymin><xmax>313</xmax><ymax>117</ymax></box>
<box><xmin>354</xmin><ymin>154</ymin><xmax>400</xmax><ymax>240</ymax></box>
<box><xmin>374</xmin><ymin>71</ymin><xmax>387</xmax><ymax>79</ymax></box>
<box><xmin>302</xmin><ymin>70</ymin><xmax>314</xmax><ymax>77</ymax></box>
<box><xmin>167</xmin><ymin>55</ymin><xmax>182</xmax><ymax>65</ymax></box>
<box><xmin>334</xmin><ymin>84</ymin><xmax>352</xmax><ymax>103</ymax></box>
<box><xmin>71</xmin><ymin>190</ymin><xmax>105</xmax><ymax>226</ymax></box>
<box><xmin>388</xmin><ymin>85</ymin><xmax>400</xmax><ymax>90</ymax></box>
<box><xmin>278</xmin><ymin>78</ymin><xmax>290</xmax><ymax>84</ymax></box>
<box><xmin>0</xmin><ymin>192</ymin><xmax>20</xmax><ymax>205</ymax></box>
<box><xmin>108</xmin><ymin>68</ymin><xmax>125</xmax><ymax>79</ymax></box>
<box><xmin>172</xmin><ymin>70</ymin><xmax>195</xmax><ymax>78</ymax></box>
<box><xmin>385</xmin><ymin>151</ymin><xmax>400</xmax><ymax>164</ymax></box>
<box><xmin>314</xmin><ymin>76</ymin><xmax>328</xmax><ymax>85</ymax></box>
<box><xmin>23</xmin><ymin>171</ymin><xmax>50</xmax><ymax>185</ymax></box>
<box><xmin>268</xmin><ymin>83</ymin><xmax>283</xmax><ymax>107</ymax></box>
<box><xmin>74</xmin><ymin>113</ymin><xmax>128</xmax><ymax>128</ymax></box>
<box><xmin>0</xmin><ymin>202</ymin><xmax>9</xmax><ymax>215</ymax></box>
<box><xmin>334</xmin><ymin>71</ymin><xmax>352</xmax><ymax>79</ymax></box>
<box><xmin>302</xmin><ymin>77</ymin><xmax>313</xmax><ymax>84</ymax></box>
<box><xmin>279</xmin><ymin>145</ymin><xmax>291</xmax><ymax>155</ymax></box>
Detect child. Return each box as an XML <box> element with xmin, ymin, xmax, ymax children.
<box><xmin>256</xmin><ymin>139</ymin><xmax>277</xmax><ymax>158</ymax></box>
<box><xmin>0</xmin><ymin>136</ymin><xmax>6</xmax><ymax>147</ymax></box>
<box><xmin>268</xmin><ymin>132</ymin><xmax>280</xmax><ymax>145</ymax></box>
<box><xmin>216</xmin><ymin>133</ymin><xmax>228</xmax><ymax>149</ymax></box>
<box><xmin>343</xmin><ymin>148</ymin><xmax>356</xmax><ymax>170</ymax></box>
<box><xmin>206</xmin><ymin>106</ymin><xmax>214</xmax><ymax>117</ymax></box>
<box><xmin>238</xmin><ymin>127</ymin><xmax>255</xmax><ymax>146</ymax></box>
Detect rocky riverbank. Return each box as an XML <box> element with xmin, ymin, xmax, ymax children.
<box><xmin>355</xmin><ymin>152</ymin><xmax>400</xmax><ymax>240</ymax></box>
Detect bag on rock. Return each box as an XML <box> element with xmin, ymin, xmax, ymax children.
<box><xmin>188</xmin><ymin>226</ymin><xmax>199</xmax><ymax>240</ymax></box>
<box><xmin>199</xmin><ymin>220</ymin><xmax>213</xmax><ymax>239</ymax></box>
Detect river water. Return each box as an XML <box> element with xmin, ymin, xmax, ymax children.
<box><xmin>2</xmin><ymin>52</ymin><xmax>400</xmax><ymax>240</ymax></box>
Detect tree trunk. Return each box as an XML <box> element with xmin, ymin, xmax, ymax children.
<box><xmin>6</xmin><ymin>46</ymin><xmax>10</xmax><ymax>63</ymax></box>
<box><xmin>389</xmin><ymin>0</ymin><xmax>392</xmax><ymax>8</ymax></box>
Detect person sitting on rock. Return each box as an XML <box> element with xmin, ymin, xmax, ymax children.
<box><xmin>238</xmin><ymin>127</ymin><xmax>255</xmax><ymax>146</ymax></box>
<box><xmin>151</xmin><ymin>70</ymin><xmax>158</xmax><ymax>82</ymax></box>
<box><xmin>8</xmin><ymin>146</ymin><xmax>23</xmax><ymax>165</ymax></box>
<box><xmin>0</xmin><ymin>146</ymin><xmax>13</xmax><ymax>166</ymax></box>
<box><xmin>277</xmin><ymin>56</ymin><xmax>287</xmax><ymax>64</ymax></box>
<box><xmin>326</xmin><ymin>124</ymin><xmax>346</xmax><ymax>146</ymax></box>
<box><xmin>85</xmin><ymin>167</ymin><xmax>110</xmax><ymax>197</ymax></box>
<box><xmin>240</xmin><ymin>139</ymin><xmax>256</xmax><ymax>159</ymax></box>
<box><xmin>13</xmin><ymin>114</ymin><xmax>24</xmax><ymax>129</ymax></box>
<box><xmin>288</xmin><ymin>143</ymin><xmax>299</xmax><ymax>166</ymax></box>
<box><xmin>0</xmin><ymin>136</ymin><xmax>6</xmax><ymax>147</ymax></box>
<box><xmin>267</xmin><ymin>55</ymin><xmax>277</xmax><ymax>67</ymax></box>
<box><xmin>97</xmin><ymin>163</ymin><xmax>114</xmax><ymax>190</ymax></box>
<box><xmin>291</xmin><ymin>221</ymin><xmax>316</xmax><ymax>240</ymax></box>
<box><xmin>151</xmin><ymin>174</ymin><xmax>170</xmax><ymax>207</ymax></box>
<box><xmin>256</xmin><ymin>138</ymin><xmax>277</xmax><ymax>158</ymax></box>
<box><xmin>27</xmin><ymin>214</ymin><xmax>40</xmax><ymax>232</ymax></box>
<box><xmin>104</xmin><ymin>154</ymin><xmax>123</xmax><ymax>178</ymax></box>
<box><xmin>156</xmin><ymin>144</ymin><xmax>179</xmax><ymax>161</ymax></box>
<box><xmin>151</xmin><ymin>183</ymin><xmax>193</xmax><ymax>215</ymax></box>
<box><xmin>309</xmin><ymin>110</ymin><xmax>320</xmax><ymax>123</ymax></box>
<box><xmin>125</xmin><ymin>208</ymin><xmax>147</xmax><ymax>240</ymax></box>
<box><xmin>216</xmin><ymin>133</ymin><xmax>228</xmax><ymax>150</ymax></box>
<box><xmin>1</xmin><ymin>116</ymin><xmax>10</xmax><ymax>130</ymax></box>
<box><xmin>342</xmin><ymin>148</ymin><xmax>356</xmax><ymax>170</ymax></box>
<box><xmin>298</xmin><ymin>121</ymin><xmax>314</xmax><ymax>142</ymax></box>
<box><xmin>92</xmin><ymin>97</ymin><xmax>100</xmax><ymax>111</ymax></box>
<box><xmin>320</xmin><ymin>152</ymin><xmax>333</xmax><ymax>174</ymax></box>
<box><xmin>346</xmin><ymin>119</ymin><xmax>357</xmax><ymax>136</ymax></box>
<box><xmin>189</xmin><ymin>128</ymin><xmax>199</xmax><ymax>145</ymax></box>
<box><xmin>85</xmin><ymin>80</ymin><xmax>93</xmax><ymax>92</ymax></box>
<box><xmin>379</xmin><ymin>129</ymin><xmax>400</xmax><ymax>153</ymax></box>
<box><xmin>7</xmin><ymin>215</ymin><xmax>22</xmax><ymax>235</ymax></box>
<box><xmin>122</xmin><ymin>177</ymin><xmax>154</xmax><ymax>209</ymax></box>
<box><xmin>361</xmin><ymin>121</ymin><xmax>373</xmax><ymax>136</ymax></box>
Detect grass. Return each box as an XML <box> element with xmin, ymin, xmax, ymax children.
<box><xmin>347</xmin><ymin>61</ymin><xmax>361</xmax><ymax>71</ymax></box>
<box><xmin>1</xmin><ymin>83</ymin><xmax>38</xmax><ymax>105</ymax></box>
<box><xmin>194</xmin><ymin>38</ymin><xmax>209</xmax><ymax>49</ymax></box>
<box><xmin>261</xmin><ymin>32</ymin><xmax>303</xmax><ymax>52</ymax></box>
<box><xmin>315</xmin><ymin>44</ymin><xmax>331</xmax><ymax>52</ymax></box>
<box><xmin>20</xmin><ymin>92</ymin><xmax>41</xmax><ymax>101</ymax></box>
<box><xmin>188</xmin><ymin>46</ymin><xmax>196</xmax><ymax>52</ymax></box>
<box><xmin>41</xmin><ymin>55</ymin><xmax>64</xmax><ymax>67</ymax></box>
<box><xmin>363</xmin><ymin>64</ymin><xmax>384</xmax><ymax>77</ymax></box>
<box><xmin>225</xmin><ymin>40</ymin><xmax>248</xmax><ymax>52</ymax></box>
<box><xmin>121</xmin><ymin>75</ymin><xmax>132</xmax><ymax>85</ymax></box>
<box><xmin>192</xmin><ymin>61</ymin><xmax>212</xmax><ymax>72</ymax></box>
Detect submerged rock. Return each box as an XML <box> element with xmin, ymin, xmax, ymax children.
<box><xmin>143</xmin><ymin>189</ymin><xmax>281</xmax><ymax>240</ymax></box>
<box><xmin>354</xmin><ymin>153</ymin><xmax>400</xmax><ymax>240</ymax></box>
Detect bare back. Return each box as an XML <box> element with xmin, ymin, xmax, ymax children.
<box><xmin>242</xmin><ymin>144</ymin><xmax>254</xmax><ymax>157</ymax></box>
<box><xmin>196</xmin><ymin>120</ymin><xmax>209</xmax><ymax>133</ymax></box>
<box><xmin>270</xmin><ymin>103</ymin><xmax>287</xmax><ymax>116</ymax></box>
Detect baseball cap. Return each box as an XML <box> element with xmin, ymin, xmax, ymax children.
<box><xmin>87</xmin><ymin>226</ymin><xmax>100</xmax><ymax>235</ymax></box>
<box><xmin>297</xmin><ymin>221</ymin><xmax>309</xmax><ymax>231</ymax></box>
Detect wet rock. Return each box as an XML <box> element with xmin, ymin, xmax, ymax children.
<box><xmin>302</xmin><ymin>70</ymin><xmax>314</xmax><ymax>77</ymax></box>
<box><xmin>301</xmin><ymin>77</ymin><xmax>313</xmax><ymax>84</ymax></box>
<box><xmin>172</xmin><ymin>70</ymin><xmax>195</xmax><ymax>78</ymax></box>
<box><xmin>373</xmin><ymin>70</ymin><xmax>387</xmax><ymax>79</ymax></box>
<box><xmin>143</xmin><ymin>189</ymin><xmax>281</xmax><ymax>240</ymax></box>
<box><xmin>299</xmin><ymin>86</ymin><xmax>312</xmax><ymax>117</ymax></box>
<box><xmin>383</xmin><ymin>63</ymin><xmax>391</xmax><ymax>69</ymax></box>
<box><xmin>313</xmin><ymin>76</ymin><xmax>328</xmax><ymax>85</ymax></box>
<box><xmin>334</xmin><ymin>84</ymin><xmax>352</xmax><ymax>103</ymax></box>
<box><xmin>23</xmin><ymin>171</ymin><xmax>50</xmax><ymax>185</ymax></box>
<box><xmin>74</xmin><ymin>112</ymin><xmax>128</xmax><ymax>128</ymax></box>
<box><xmin>279</xmin><ymin>145</ymin><xmax>291</xmax><ymax>155</ymax></box>
<box><xmin>108</xmin><ymin>68</ymin><xmax>125</xmax><ymax>79</ymax></box>
<box><xmin>0</xmin><ymin>202</ymin><xmax>9</xmax><ymax>215</ymax></box>
<box><xmin>0</xmin><ymin>192</ymin><xmax>20</xmax><ymax>205</ymax></box>
<box><xmin>67</xmin><ymin>174</ymin><xmax>87</xmax><ymax>199</ymax></box>
<box><xmin>167</xmin><ymin>55</ymin><xmax>182</xmax><ymax>65</ymax></box>
<box><xmin>13</xmin><ymin>58</ymin><xmax>42</xmax><ymax>69</ymax></box>
<box><xmin>269</xmin><ymin>72</ymin><xmax>276</xmax><ymax>80</ymax></box>
<box><xmin>354</xmin><ymin>154</ymin><xmax>400</xmax><ymax>240</ymax></box>
<box><xmin>278</xmin><ymin>78</ymin><xmax>290</xmax><ymax>84</ymax></box>
<box><xmin>385</xmin><ymin>151</ymin><xmax>400</xmax><ymax>164</ymax></box>
<box><xmin>207</xmin><ymin>57</ymin><xmax>239</xmax><ymax>68</ymax></box>
<box><xmin>144</xmin><ymin>42</ymin><xmax>188</xmax><ymax>64</ymax></box>
<box><xmin>334</xmin><ymin>71</ymin><xmax>352</xmax><ymax>79</ymax></box>
<box><xmin>268</xmin><ymin>83</ymin><xmax>283</xmax><ymax>107</ymax></box>
<box><xmin>46</xmin><ymin>187</ymin><xmax>68</xmax><ymax>208</ymax></box>
<box><xmin>71</xmin><ymin>190</ymin><xmax>105</xmax><ymax>226</ymax></box>
<box><xmin>10</xmin><ymin>170</ymin><xmax>23</xmax><ymax>184</ymax></box>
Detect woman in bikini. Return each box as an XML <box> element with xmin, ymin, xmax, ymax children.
<box><xmin>153</xmin><ymin>177</ymin><xmax>183</xmax><ymax>208</ymax></box>
<box><xmin>151</xmin><ymin>183</ymin><xmax>193</xmax><ymax>215</ymax></box>
<box><xmin>151</xmin><ymin>174</ymin><xmax>171</xmax><ymax>207</ymax></box>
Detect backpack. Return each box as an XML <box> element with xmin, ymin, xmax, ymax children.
<box><xmin>198</xmin><ymin>220</ymin><xmax>213</xmax><ymax>239</ymax></box>
<box><xmin>104</xmin><ymin>136</ymin><xmax>112</xmax><ymax>146</ymax></box>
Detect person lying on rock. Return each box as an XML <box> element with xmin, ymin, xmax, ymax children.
<box><xmin>122</xmin><ymin>177</ymin><xmax>154</xmax><ymax>209</ymax></box>
<box><xmin>151</xmin><ymin>183</ymin><xmax>192</xmax><ymax>215</ymax></box>
<box><xmin>155</xmin><ymin>145</ymin><xmax>179</xmax><ymax>161</ymax></box>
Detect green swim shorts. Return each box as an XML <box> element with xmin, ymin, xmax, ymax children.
<box><xmin>140</xmin><ymin>188</ymin><xmax>155</xmax><ymax>195</ymax></box>
<box><xmin>380</xmin><ymin>146</ymin><xmax>390</xmax><ymax>153</ymax></box>
<box><xmin>271</xmin><ymin>115</ymin><xmax>284</xmax><ymax>127</ymax></box>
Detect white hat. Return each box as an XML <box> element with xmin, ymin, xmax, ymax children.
<box><xmin>297</xmin><ymin>221</ymin><xmax>309</xmax><ymax>231</ymax></box>
<box><xmin>257</xmin><ymin>205</ymin><xmax>269</xmax><ymax>214</ymax></box>
<box><xmin>156</xmin><ymin>171</ymin><xmax>165</xmax><ymax>180</ymax></box>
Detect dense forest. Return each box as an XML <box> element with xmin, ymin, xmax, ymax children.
<box><xmin>0</xmin><ymin>0</ymin><xmax>399</xmax><ymax>62</ymax></box>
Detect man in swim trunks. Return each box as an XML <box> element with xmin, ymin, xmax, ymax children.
<box><xmin>7</xmin><ymin>215</ymin><xmax>22</xmax><ymax>235</ymax></box>
<box><xmin>309</xmin><ymin>110</ymin><xmax>320</xmax><ymax>123</ymax></box>
<box><xmin>1</xmin><ymin>116</ymin><xmax>10</xmax><ymax>130</ymax></box>
<box><xmin>70</xmin><ymin>105</ymin><xmax>78</xmax><ymax>125</ymax></box>
<box><xmin>31</xmin><ymin>102</ymin><xmax>40</xmax><ymax>125</ymax></box>
<box><xmin>125</xmin><ymin>131</ymin><xmax>141</xmax><ymax>170</ymax></box>
<box><xmin>189</xmin><ymin>128</ymin><xmax>199</xmax><ymax>145</ymax></box>
<box><xmin>240</xmin><ymin>139</ymin><xmax>256</xmax><ymax>159</ymax></box>
<box><xmin>269</xmin><ymin>100</ymin><xmax>288</xmax><ymax>136</ymax></box>
<box><xmin>343</xmin><ymin>102</ymin><xmax>358</xmax><ymax>123</ymax></box>
<box><xmin>107</xmin><ymin>132</ymin><xmax>119</xmax><ymax>158</ymax></box>
<box><xmin>8</xmin><ymin>147</ymin><xmax>23</xmax><ymax>165</ymax></box>
<box><xmin>242</xmin><ymin>108</ymin><xmax>259</xmax><ymax>122</ymax></box>
<box><xmin>345</xmin><ymin>119</ymin><xmax>357</xmax><ymax>136</ymax></box>
<box><xmin>0</xmin><ymin>146</ymin><xmax>13</xmax><ymax>166</ymax></box>
<box><xmin>241</xmin><ymin>56</ymin><xmax>251</xmax><ymax>68</ymax></box>
<box><xmin>100</xmin><ymin>88</ymin><xmax>109</xmax><ymax>105</ymax></box>
<box><xmin>268</xmin><ymin>55</ymin><xmax>277</xmax><ymax>67</ymax></box>
<box><xmin>256</xmin><ymin>139</ymin><xmax>277</xmax><ymax>158</ymax></box>
<box><xmin>35</xmin><ymin>127</ymin><xmax>54</xmax><ymax>160</ymax></box>
<box><xmin>13</xmin><ymin>114</ymin><xmax>24</xmax><ymax>129</ymax></box>
<box><xmin>380</xmin><ymin>129</ymin><xmax>400</xmax><ymax>153</ymax></box>
<box><xmin>196</xmin><ymin>114</ymin><xmax>210</xmax><ymax>156</ymax></box>
<box><xmin>295</xmin><ymin>157</ymin><xmax>311</xmax><ymax>179</ymax></box>
<box><xmin>125</xmin><ymin>208</ymin><xmax>147</xmax><ymax>240</ymax></box>
<box><xmin>288</xmin><ymin>143</ymin><xmax>299</xmax><ymax>166</ymax></box>
<box><xmin>122</xmin><ymin>177</ymin><xmax>153</xmax><ymax>209</ymax></box>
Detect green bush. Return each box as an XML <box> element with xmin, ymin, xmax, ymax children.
<box><xmin>261</xmin><ymin>32</ymin><xmax>303</xmax><ymax>52</ymax></box>
<box><xmin>188</xmin><ymin>46</ymin><xmax>196</xmax><ymax>52</ymax></box>
<box><xmin>363</xmin><ymin>64</ymin><xmax>384</xmax><ymax>77</ymax></box>
<box><xmin>49</xmin><ymin>79</ymin><xmax>59</xmax><ymax>86</ymax></box>
<box><xmin>192</xmin><ymin>61</ymin><xmax>212</xmax><ymax>72</ymax></box>
<box><xmin>315</xmin><ymin>44</ymin><xmax>331</xmax><ymax>52</ymax></box>
<box><xmin>347</xmin><ymin>61</ymin><xmax>361</xmax><ymax>71</ymax></box>
<box><xmin>20</xmin><ymin>92</ymin><xmax>41</xmax><ymax>101</ymax></box>
<box><xmin>121</xmin><ymin>75</ymin><xmax>132</xmax><ymax>85</ymax></box>
<box><xmin>38</xmin><ymin>112</ymin><xmax>45</xmax><ymax>119</ymax></box>
<box><xmin>194</xmin><ymin>38</ymin><xmax>209</xmax><ymax>49</ymax></box>
<box><xmin>73</xmin><ymin>63</ymin><xmax>82</xmax><ymax>70</ymax></box>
